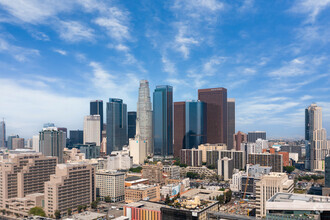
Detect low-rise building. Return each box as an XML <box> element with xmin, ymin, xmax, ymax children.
<box><xmin>124</xmin><ymin>201</ymin><xmax>165</xmax><ymax>220</ymax></box>
<box><xmin>160</xmin><ymin>183</ymin><xmax>181</xmax><ymax>197</ymax></box>
<box><xmin>180</xmin><ymin>148</ymin><xmax>202</xmax><ymax>167</ymax></box>
<box><xmin>125</xmin><ymin>184</ymin><xmax>160</xmax><ymax>203</ymax></box>
<box><xmin>125</xmin><ymin>176</ymin><xmax>149</xmax><ymax>187</ymax></box>
<box><xmin>4</xmin><ymin>193</ymin><xmax>44</xmax><ymax>217</ymax></box>
<box><xmin>183</xmin><ymin>166</ymin><xmax>217</xmax><ymax>178</ymax></box>
<box><xmin>163</xmin><ymin>165</ymin><xmax>180</xmax><ymax>179</ymax></box>
<box><xmin>96</xmin><ymin>170</ymin><xmax>125</xmax><ymax>202</ymax></box>
<box><xmin>106</xmin><ymin>150</ymin><xmax>132</xmax><ymax>170</ymax></box>
<box><xmin>63</xmin><ymin>147</ymin><xmax>85</xmax><ymax>163</ymax></box>
<box><xmin>142</xmin><ymin>163</ymin><xmax>164</xmax><ymax>184</ymax></box>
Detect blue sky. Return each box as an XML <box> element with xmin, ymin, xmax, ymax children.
<box><xmin>0</xmin><ymin>0</ymin><xmax>330</xmax><ymax>139</ymax></box>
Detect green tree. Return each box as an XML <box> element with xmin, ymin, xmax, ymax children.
<box><xmin>283</xmin><ymin>166</ymin><xmax>295</xmax><ymax>174</ymax></box>
<box><xmin>29</xmin><ymin>207</ymin><xmax>46</xmax><ymax>217</ymax></box>
<box><xmin>91</xmin><ymin>201</ymin><xmax>98</xmax><ymax>209</ymax></box>
<box><xmin>129</xmin><ymin>167</ymin><xmax>142</xmax><ymax>173</ymax></box>
<box><xmin>179</xmin><ymin>163</ymin><xmax>187</xmax><ymax>167</ymax></box>
<box><xmin>54</xmin><ymin>210</ymin><xmax>61</xmax><ymax>219</ymax></box>
<box><xmin>77</xmin><ymin>205</ymin><xmax>83</xmax><ymax>213</ymax></box>
<box><xmin>218</xmin><ymin>195</ymin><xmax>224</xmax><ymax>204</ymax></box>
<box><xmin>186</xmin><ymin>172</ymin><xmax>199</xmax><ymax>179</ymax></box>
<box><xmin>67</xmin><ymin>208</ymin><xmax>72</xmax><ymax>216</ymax></box>
<box><xmin>225</xmin><ymin>189</ymin><xmax>232</xmax><ymax>203</ymax></box>
<box><xmin>104</xmin><ymin>196</ymin><xmax>111</xmax><ymax>203</ymax></box>
<box><xmin>165</xmin><ymin>194</ymin><xmax>171</xmax><ymax>205</ymax></box>
<box><xmin>83</xmin><ymin>205</ymin><xmax>87</xmax><ymax>211</ymax></box>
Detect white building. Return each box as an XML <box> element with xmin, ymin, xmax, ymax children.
<box><xmin>256</xmin><ymin>138</ymin><xmax>268</xmax><ymax>151</ymax></box>
<box><xmin>160</xmin><ymin>183</ymin><xmax>181</xmax><ymax>197</ymax></box>
<box><xmin>96</xmin><ymin>170</ymin><xmax>125</xmax><ymax>202</ymax></box>
<box><xmin>129</xmin><ymin>137</ymin><xmax>147</xmax><ymax>165</ymax></box>
<box><xmin>83</xmin><ymin>115</ymin><xmax>101</xmax><ymax>146</ymax></box>
<box><xmin>163</xmin><ymin>165</ymin><xmax>180</xmax><ymax>179</ymax></box>
<box><xmin>32</xmin><ymin>135</ymin><xmax>39</xmax><ymax>152</ymax></box>
<box><xmin>106</xmin><ymin>151</ymin><xmax>133</xmax><ymax>170</ymax></box>
<box><xmin>230</xmin><ymin>171</ymin><xmax>245</xmax><ymax>192</ymax></box>
<box><xmin>217</xmin><ymin>157</ymin><xmax>234</xmax><ymax>181</ymax></box>
<box><xmin>289</xmin><ymin>152</ymin><xmax>299</xmax><ymax>162</ymax></box>
<box><xmin>246</xmin><ymin>164</ymin><xmax>272</xmax><ymax>178</ymax></box>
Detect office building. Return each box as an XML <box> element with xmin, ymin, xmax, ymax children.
<box><xmin>248</xmin><ymin>131</ymin><xmax>266</xmax><ymax>143</ymax></box>
<box><xmin>137</xmin><ymin>80</ymin><xmax>153</xmax><ymax>155</ymax></box>
<box><xmin>241</xmin><ymin>142</ymin><xmax>262</xmax><ymax>162</ymax></box>
<box><xmin>174</xmin><ymin>102</ymin><xmax>186</xmax><ymax>158</ymax></box>
<box><xmin>326</xmin><ymin>156</ymin><xmax>330</xmax><ymax>187</ymax></box>
<box><xmin>227</xmin><ymin>98</ymin><xmax>235</xmax><ymax>150</ymax></box>
<box><xmin>128</xmin><ymin>111</ymin><xmax>137</xmax><ymax>139</ymax></box>
<box><xmin>218</xmin><ymin>157</ymin><xmax>234</xmax><ymax>180</ymax></box>
<box><xmin>206</xmin><ymin>149</ymin><xmax>245</xmax><ymax>170</ymax></box>
<box><xmin>32</xmin><ymin>135</ymin><xmax>39</xmax><ymax>152</ymax></box>
<box><xmin>0</xmin><ymin>150</ymin><xmax>57</xmax><ymax>209</ymax></box>
<box><xmin>129</xmin><ymin>136</ymin><xmax>147</xmax><ymax>165</ymax></box>
<box><xmin>83</xmin><ymin>115</ymin><xmax>101</xmax><ymax>146</ymax></box>
<box><xmin>0</xmin><ymin>119</ymin><xmax>5</xmax><ymax>148</ymax></box>
<box><xmin>163</xmin><ymin>165</ymin><xmax>180</xmax><ymax>179</ymax></box>
<box><xmin>57</xmin><ymin>127</ymin><xmax>67</xmax><ymax>139</ymax></box>
<box><xmin>44</xmin><ymin>162</ymin><xmax>96</xmax><ymax>217</ymax></box>
<box><xmin>153</xmin><ymin>85</ymin><xmax>173</xmax><ymax>157</ymax></box>
<box><xmin>248</xmin><ymin>153</ymin><xmax>283</xmax><ymax>172</ymax></box>
<box><xmin>125</xmin><ymin>184</ymin><xmax>161</xmax><ymax>203</ymax></box>
<box><xmin>255</xmin><ymin>173</ymin><xmax>294</xmax><ymax>218</ymax></box>
<box><xmin>69</xmin><ymin>130</ymin><xmax>83</xmax><ymax>146</ymax></box>
<box><xmin>90</xmin><ymin>100</ymin><xmax>103</xmax><ymax>141</ymax></box>
<box><xmin>198</xmin><ymin>143</ymin><xmax>227</xmax><ymax>163</ymax></box>
<box><xmin>39</xmin><ymin>127</ymin><xmax>66</xmax><ymax>163</ymax></box>
<box><xmin>247</xmin><ymin>164</ymin><xmax>272</xmax><ymax>177</ymax></box>
<box><xmin>74</xmin><ymin>143</ymin><xmax>100</xmax><ymax>159</ymax></box>
<box><xmin>256</xmin><ymin>138</ymin><xmax>268</xmax><ymax>150</ymax></box>
<box><xmin>198</xmin><ymin>87</ymin><xmax>227</xmax><ymax>145</ymax></box>
<box><xmin>233</xmin><ymin>131</ymin><xmax>247</xmax><ymax>151</ymax></box>
<box><xmin>180</xmin><ymin>148</ymin><xmax>202</xmax><ymax>167</ymax></box>
<box><xmin>106</xmin><ymin>150</ymin><xmax>132</xmax><ymax>170</ymax></box>
<box><xmin>12</xmin><ymin>137</ymin><xmax>24</xmax><ymax>149</ymax></box>
<box><xmin>124</xmin><ymin>201</ymin><xmax>164</xmax><ymax>220</ymax></box>
<box><xmin>25</xmin><ymin>138</ymin><xmax>32</xmax><ymax>149</ymax></box>
<box><xmin>142</xmin><ymin>163</ymin><xmax>164</xmax><ymax>184</ymax></box>
<box><xmin>106</xmin><ymin>98</ymin><xmax>128</xmax><ymax>153</ymax></box>
<box><xmin>7</xmin><ymin>135</ymin><xmax>19</xmax><ymax>150</ymax></box>
<box><xmin>125</xmin><ymin>176</ymin><xmax>149</xmax><ymax>187</ymax></box>
<box><xmin>96</xmin><ymin>170</ymin><xmax>125</xmax><ymax>202</ymax></box>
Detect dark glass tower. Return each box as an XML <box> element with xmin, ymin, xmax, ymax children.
<box><xmin>106</xmin><ymin>98</ymin><xmax>127</xmax><ymax>154</ymax></box>
<box><xmin>0</xmin><ymin>119</ymin><xmax>6</xmax><ymax>148</ymax></box>
<box><xmin>153</xmin><ymin>85</ymin><xmax>173</xmax><ymax>157</ymax></box>
<box><xmin>69</xmin><ymin>130</ymin><xmax>83</xmax><ymax>146</ymax></box>
<box><xmin>90</xmin><ymin>100</ymin><xmax>103</xmax><ymax>142</ymax></box>
<box><xmin>174</xmin><ymin>102</ymin><xmax>186</xmax><ymax>158</ymax></box>
<box><xmin>325</xmin><ymin>156</ymin><xmax>330</xmax><ymax>187</ymax></box>
<box><xmin>128</xmin><ymin>111</ymin><xmax>137</xmax><ymax>139</ymax></box>
<box><xmin>227</xmin><ymin>98</ymin><xmax>235</xmax><ymax>150</ymax></box>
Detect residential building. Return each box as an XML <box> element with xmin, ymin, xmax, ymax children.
<box><xmin>256</xmin><ymin>138</ymin><xmax>268</xmax><ymax>150</ymax></box>
<box><xmin>124</xmin><ymin>201</ymin><xmax>164</xmax><ymax>220</ymax></box>
<box><xmin>198</xmin><ymin>87</ymin><xmax>227</xmax><ymax>145</ymax></box>
<box><xmin>153</xmin><ymin>85</ymin><xmax>173</xmax><ymax>157</ymax></box>
<box><xmin>233</xmin><ymin>131</ymin><xmax>247</xmax><ymax>151</ymax></box>
<box><xmin>69</xmin><ymin>130</ymin><xmax>83</xmax><ymax>146</ymax></box>
<box><xmin>7</xmin><ymin>135</ymin><xmax>19</xmax><ymax>150</ymax></box>
<box><xmin>218</xmin><ymin>157</ymin><xmax>234</xmax><ymax>180</ymax></box>
<box><xmin>248</xmin><ymin>131</ymin><xmax>266</xmax><ymax>143</ymax></box>
<box><xmin>163</xmin><ymin>165</ymin><xmax>180</xmax><ymax>179</ymax></box>
<box><xmin>248</xmin><ymin>153</ymin><xmax>283</xmax><ymax>172</ymax></box>
<box><xmin>227</xmin><ymin>98</ymin><xmax>235</xmax><ymax>150</ymax></box>
<box><xmin>0</xmin><ymin>119</ymin><xmax>5</xmax><ymax>148</ymax></box>
<box><xmin>106</xmin><ymin>98</ymin><xmax>128</xmax><ymax>153</ymax></box>
<box><xmin>90</xmin><ymin>100</ymin><xmax>103</xmax><ymax>142</ymax></box>
<box><xmin>128</xmin><ymin>111</ymin><xmax>137</xmax><ymax>139</ymax></box>
<box><xmin>206</xmin><ymin>149</ymin><xmax>245</xmax><ymax>170</ymax></box>
<box><xmin>12</xmin><ymin>137</ymin><xmax>24</xmax><ymax>149</ymax></box>
<box><xmin>125</xmin><ymin>184</ymin><xmax>160</xmax><ymax>203</ymax></box>
<box><xmin>255</xmin><ymin>172</ymin><xmax>294</xmax><ymax>218</ymax></box>
<box><xmin>198</xmin><ymin>143</ymin><xmax>227</xmax><ymax>163</ymax></box>
<box><xmin>83</xmin><ymin>115</ymin><xmax>101</xmax><ymax>146</ymax></box>
<box><xmin>183</xmin><ymin>166</ymin><xmax>217</xmax><ymax>178</ymax></box>
<box><xmin>142</xmin><ymin>163</ymin><xmax>164</xmax><ymax>184</ymax></box>
<box><xmin>96</xmin><ymin>170</ymin><xmax>125</xmax><ymax>202</ymax></box>
<box><xmin>39</xmin><ymin>127</ymin><xmax>66</xmax><ymax>163</ymax></box>
<box><xmin>180</xmin><ymin>148</ymin><xmax>202</xmax><ymax>167</ymax></box>
<box><xmin>73</xmin><ymin>143</ymin><xmax>100</xmax><ymax>159</ymax></box>
<box><xmin>44</xmin><ymin>162</ymin><xmax>96</xmax><ymax>217</ymax></box>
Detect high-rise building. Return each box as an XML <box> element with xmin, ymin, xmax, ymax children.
<box><xmin>218</xmin><ymin>157</ymin><xmax>234</xmax><ymax>180</ymax></box>
<box><xmin>198</xmin><ymin>87</ymin><xmax>227</xmax><ymax>145</ymax></box>
<box><xmin>106</xmin><ymin>98</ymin><xmax>128</xmax><ymax>154</ymax></box>
<box><xmin>69</xmin><ymin>130</ymin><xmax>83</xmax><ymax>146</ymax></box>
<box><xmin>180</xmin><ymin>148</ymin><xmax>203</xmax><ymax>167</ymax></box>
<box><xmin>90</xmin><ymin>100</ymin><xmax>103</xmax><ymax>142</ymax></box>
<box><xmin>44</xmin><ymin>162</ymin><xmax>96</xmax><ymax>217</ymax></box>
<box><xmin>12</xmin><ymin>137</ymin><xmax>24</xmax><ymax>149</ymax></box>
<box><xmin>305</xmin><ymin>104</ymin><xmax>328</xmax><ymax>171</ymax></box>
<box><xmin>96</xmin><ymin>170</ymin><xmax>125</xmax><ymax>202</ymax></box>
<box><xmin>198</xmin><ymin>143</ymin><xmax>227</xmax><ymax>163</ymax></box>
<box><xmin>0</xmin><ymin>119</ymin><xmax>6</xmax><ymax>148</ymax></box>
<box><xmin>206</xmin><ymin>149</ymin><xmax>245</xmax><ymax>170</ymax></box>
<box><xmin>7</xmin><ymin>135</ymin><xmax>19</xmax><ymax>150</ymax></box>
<box><xmin>248</xmin><ymin>131</ymin><xmax>266</xmax><ymax>143</ymax></box>
<box><xmin>137</xmin><ymin>80</ymin><xmax>153</xmax><ymax>155</ymax></box>
<box><xmin>129</xmin><ymin>137</ymin><xmax>147</xmax><ymax>165</ymax></box>
<box><xmin>233</xmin><ymin>131</ymin><xmax>247</xmax><ymax>151</ymax></box>
<box><xmin>39</xmin><ymin>127</ymin><xmax>66</xmax><ymax>163</ymax></box>
<box><xmin>153</xmin><ymin>85</ymin><xmax>173</xmax><ymax>157</ymax></box>
<box><xmin>74</xmin><ymin>143</ymin><xmax>100</xmax><ymax>159</ymax></box>
<box><xmin>83</xmin><ymin>115</ymin><xmax>101</xmax><ymax>146</ymax></box>
<box><xmin>174</xmin><ymin>102</ymin><xmax>186</xmax><ymax>158</ymax></box>
<box><xmin>325</xmin><ymin>156</ymin><xmax>330</xmax><ymax>188</ymax></box>
<box><xmin>248</xmin><ymin>153</ymin><xmax>283</xmax><ymax>172</ymax></box>
<box><xmin>57</xmin><ymin>127</ymin><xmax>67</xmax><ymax>139</ymax></box>
<box><xmin>32</xmin><ymin>135</ymin><xmax>39</xmax><ymax>152</ymax></box>
<box><xmin>128</xmin><ymin>111</ymin><xmax>137</xmax><ymax>139</ymax></box>
<box><xmin>227</xmin><ymin>98</ymin><xmax>235</xmax><ymax>150</ymax></box>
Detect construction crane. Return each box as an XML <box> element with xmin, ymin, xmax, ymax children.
<box><xmin>240</xmin><ymin>175</ymin><xmax>249</xmax><ymax>204</ymax></box>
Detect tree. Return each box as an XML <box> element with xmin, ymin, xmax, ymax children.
<box><xmin>225</xmin><ymin>189</ymin><xmax>232</xmax><ymax>203</ymax></box>
<box><xmin>129</xmin><ymin>167</ymin><xmax>142</xmax><ymax>173</ymax></box>
<box><xmin>83</xmin><ymin>205</ymin><xmax>87</xmax><ymax>211</ymax></box>
<box><xmin>165</xmin><ymin>194</ymin><xmax>171</xmax><ymax>205</ymax></box>
<box><xmin>284</xmin><ymin>166</ymin><xmax>295</xmax><ymax>174</ymax></box>
<box><xmin>54</xmin><ymin>210</ymin><xmax>61</xmax><ymax>219</ymax></box>
<box><xmin>1</xmin><ymin>209</ymin><xmax>5</xmax><ymax>215</ymax></box>
<box><xmin>104</xmin><ymin>196</ymin><xmax>111</xmax><ymax>203</ymax></box>
<box><xmin>29</xmin><ymin>207</ymin><xmax>46</xmax><ymax>217</ymax></box>
<box><xmin>186</xmin><ymin>172</ymin><xmax>199</xmax><ymax>179</ymax></box>
<box><xmin>67</xmin><ymin>208</ymin><xmax>72</xmax><ymax>216</ymax></box>
<box><xmin>91</xmin><ymin>201</ymin><xmax>98</xmax><ymax>209</ymax></box>
<box><xmin>218</xmin><ymin>195</ymin><xmax>224</xmax><ymax>204</ymax></box>
<box><xmin>77</xmin><ymin>205</ymin><xmax>83</xmax><ymax>213</ymax></box>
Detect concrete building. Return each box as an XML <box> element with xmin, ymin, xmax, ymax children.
<box><xmin>39</xmin><ymin>127</ymin><xmax>66</xmax><ymax>163</ymax></box>
<box><xmin>32</xmin><ymin>135</ymin><xmax>39</xmax><ymax>152</ymax></box>
<box><xmin>142</xmin><ymin>163</ymin><xmax>164</xmax><ymax>184</ymax></box>
<box><xmin>198</xmin><ymin>143</ymin><xmax>227</xmax><ymax>163</ymax></box>
<box><xmin>255</xmin><ymin>172</ymin><xmax>294</xmax><ymax>218</ymax></box>
<box><xmin>83</xmin><ymin>115</ymin><xmax>101</xmax><ymax>146</ymax></box>
<box><xmin>180</xmin><ymin>148</ymin><xmax>202</xmax><ymax>167</ymax></box>
<box><xmin>247</xmin><ymin>131</ymin><xmax>266</xmax><ymax>143</ymax></box>
<box><xmin>206</xmin><ymin>149</ymin><xmax>245</xmax><ymax>170</ymax></box>
<box><xmin>160</xmin><ymin>183</ymin><xmax>182</xmax><ymax>197</ymax></box>
<box><xmin>124</xmin><ymin>201</ymin><xmax>164</xmax><ymax>220</ymax></box>
<box><xmin>125</xmin><ymin>176</ymin><xmax>149</xmax><ymax>187</ymax></box>
<box><xmin>246</xmin><ymin>164</ymin><xmax>272</xmax><ymax>177</ymax></box>
<box><xmin>0</xmin><ymin>150</ymin><xmax>57</xmax><ymax>209</ymax></box>
<box><xmin>4</xmin><ymin>193</ymin><xmax>44</xmax><ymax>217</ymax></box>
<box><xmin>129</xmin><ymin>136</ymin><xmax>147</xmax><ymax>165</ymax></box>
<box><xmin>183</xmin><ymin>166</ymin><xmax>217</xmax><ymax>178</ymax></box>
<box><xmin>0</xmin><ymin>119</ymin><xmax>5</xmax><ymax>148</ymax></box>
<box><xmin>96</xmin><ymin>170</ymin><xmax>125</xmax><ymax>202</ymax></box>
<box><xmin>227</xmin><ymin>98</ymin><xmax>235</xmax><ymax>150</ymax></box>
<box><xmin>163</xmin><ymin>165</ymin><xmax>180</xmax><ymax>179</ymax></box>
<box><xmin>90</xmin><ymin>100</ymin><xmax>103</xmax><ymax>143</ymax></box>
<box><xmin>174</xmin><ymin>101</ymin><xmax>186</xmax><ymax>158</ymax></box>
<box><xmin>125</xmin><ymin>184</ymin><xmax>161</xmax><ymax>203</ymax></box>
<box><xmin>12</xmin><ymin>137</ymin><xmax>24</xmax><ymax>149</ymax></box>
<box><xmin>6</xmin><ymin>134</ymin><xmax>19</xmax><ymax>150</ymax></box>
<box><xmin>218</xmin><ymin>157</ymin><xmax>234</xmax><ymax>180</ymax></box>
<box><xmin>106</xmin><ymin>150</ymin><xmax>132</xmax><ymax>170</ymax></box>
<box><xmin>248</xmin><ymin>153</ymin><xmax>283</xmax><ymax>172</ymax></box>
<box><xmin>256</xmin><ymin>138</ymin><xmax>268</xmax><ymax>150</ymax></box>
<box><xmin>74</xmin><ymin>143</ymin><xmax>100</xmax><ymax>159</ymax></box>
<box><xmin>63</xmin><ymin>148</ymin><xmax>85</xmax><ymax>162</ymax></box>
<box><xmin>44</xmin><ymin>162</ymin><xmax>96</xmax><ymax>217</ymax></box>
<box><xmin>233</xmin><ymin>131</ymin><xmax>247</xmax><ymax>151</ymax></box>
<box><xmin>69</xmin><ymin>130</ymin><xmax>84</xmax><ymax>146</ymax></box>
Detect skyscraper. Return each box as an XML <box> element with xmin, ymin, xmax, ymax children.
<box><xmin>90</xmin><ymin>100</ymin><xmax>103</xmax><ymax>142</ymax></box>
<box><xmin>137</xmin><ymin>80</ymin><xmax>153</xmax><ymax>155</ymax></box>
<box><xmin>325</xmin><ymin>155</ymin><xmax>330</xmax><ymax>188</ymax></box>
<box><xmin>174</xmin><ymin>102</ymin><xmax>186</xmax><ymax>158</ymax></box>
<box><xmin>247</xmin><ymin>131</ymin><xmax>266</xmax><ymax>143</ymax></box>
<box><xmin>0</xmin><ymin>119</ymin><xmax>6</xmax><ymax>148</ymax></box>
<box><xmin>69</xmin><ymin>130</ymin><xmax>83</xmax><ymax>146</ymax></box>
<box><xmin>227</xmin><ymin>98</ymin><xmax>235</xmax><ymax>150</ymax></box>
<box><xmin>198</xmin><ymin>87</ymin><xmax>227</xmax><ymax>145</ymax></box>
<box><xmin>39</xmin><ymin>127</ymin><xmax>66</xmax><ymax>163</ymax></box>
<box><xmin>84</xmin><ymin>115</ymin><xmax>101</xmax><ymax>146</ymax></box>
<box><xmin>7</xmin><ymin>135</ymin><xmax>19</xmax><ymax>150</ymax></box>
<box><xmin>305</xmin><ymin>104</ymin><xmax>328</xmax><ymax>171</ymax></box>
<box><xmin>233</xmin><ymin>131</ymin><xmax>247</xmax><ymax>151</ymax></box>
<box><xmin>106</xmin><ymin>98</ymin><xmax>128</xmax><ymax>153</ymax></box>
<box><xmin>128</xmin><ymin>111</ymin><xmax>137</xmax><ymax>139</ymax></box>
<box><xmin>153</xmin><ymin>85</ymin><xmax>173</xmax><ymax>157</ymax></box>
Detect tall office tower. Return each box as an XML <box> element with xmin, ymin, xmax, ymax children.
<box><xmin>128</xmin><ymin>111</ymin><xmax>137</xmax><ymax>139</ymax></box>
<box><xmin>198</xmin><ymin>87</ymin><xmax>228</xmax><ymax>145</ymax></box>
<box><xmin>12</xmin><ymin>137</ymin><xmax>24</xmax><ymax>149</ymax></box>
<box><xmin>7</xmin><ymin>134</ymin><xmax>19</xmax><ymax>150</ymax></box>
<box><xmin>0</xmin><ymin>119</ymin><xmax>5</xmax><ymax>148</ymax></box>
<box><xmin>39</xmin><ymin>127</ymin><xmax>66</xmax><ymax>163</ymax></box>
<box><xmin>255</xmin><ymin>173</ymin><xmax>294</xmax><ymax>218</ymax></box>
<box><xmin>96</xmin><ymin>170</ymin><xmax>125</xmax><ymax>202</ymax></box>
<box><xmin>43</xmin><ymin>122</ymin><xmax>55</xmax><ymax>128</ymax></box>
<box><xmin>326</xmin><ymin>156</ymin><xmax>330</xmax><ymax>188</ymax></box>
<box><xmin>44</xmin><ymin>162</ymin><xmax>96</xmax><ymax>217</ymax></box>
<box><xmin>153</xmin><ymin>85</ymin><xmax>173</xmax><ymax>157</ymax></box>
<box><xmin>305</xmin><ymin>104</ymin><xmax>328</xmax><ymax>171</ymax></box>
<box><xmin>69</xmin><ymin>130</ymin><xmax>83</xmax><ymax>145</ymax></box>
<box><xmin>32</xmin><ymin>135</ymin><xmax>39</xmax><ymax>152</ymax></box>
<box><xmin>174</xmin><ymin>102</ymin><xmax>186</xmax><ymax>158</ymax></box>
<box><xmin>137</xmin><ymin>80</ymin><xmax>153</xmax><ymax>155</ymax></box>
<box><xmin>0</xmin><ymin>150</ymin><xmax>57</xmax><ymax>209</ymax></box>
<box><xmin>90</xmin><ymin>100</ymin><xmax>103</xmax><ymax>142</ymax></box>
<box><xmin>233</xmin><ymin>131</ymin><xmax>247</xmax><ymax>151</ymax></box>
<box><xmin>83</xmin><ymin>115</ymin><xmax>101</xmax><ymax>146</ymax></box>
<box><xmin>106</xmin><ymin>98</ymin><xmax>128</xmax><ymax>154</ymax></box>
<box><xmin>57</xmin><ymin>127</ymin><xmax>67</xmax><ymax>139</ymax></box>
<box><xmin>248</xmin><ymin>131</ymin><xmax>266</xmax><ymax>143</ymax></box>
<box><xmin>227</xmin><ymin>98</ymin><xmax>235</xmax><ymax>150</ymax></box>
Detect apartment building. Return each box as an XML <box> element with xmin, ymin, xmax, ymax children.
<box><xmin>198</xmin><ymin>143</ymin><xmax>227</xmax><ymax>163</ymax></box>
<box><xmin>125</xmin><ymin>184</ymin><xmax>160</xmax><ymax>203</ymax></box>
<box><xmin>163</xmin><ymin>165</ymin><xmax>180</xmax><ymax>179</ymax></box>
<box><xmin>180</xmin><ymin>148</ymin><xmax>203</xmax><ymax>167</ymax></box>
<box><xmin>96</xmin><ymin>170</ymin><xmax>125</xmax><ymax>202</ymax></box>
<box><xmin>142</xmin><ymin>163</ymin><xmax>164</xmax><ymax>184</ymax></box>
<box><xmin>248</xmin><ymin>153</ymin><xmax>283</xmax><ymax>172</ymax></box>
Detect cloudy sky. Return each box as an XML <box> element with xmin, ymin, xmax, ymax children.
<box><xmin>0</xmin><ymin>0</ymin><xmax>330</xmax><ymax>139</ymax></box>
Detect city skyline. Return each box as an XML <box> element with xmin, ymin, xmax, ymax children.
<box><xmin>0</xmin><ymin>1</ymin><xmax>330</xmax><ymax>138</ymax></box>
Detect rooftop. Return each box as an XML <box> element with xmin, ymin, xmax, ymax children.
<box><xmin>125</xmin><ymin>176</ymin><xmax>142</xmax><ymax>181</ymax></box>
<box><xmin>269</xmin><ymin>193</ymin><xmax>330</xmax><ymax>203</ymax></box>
<box><xmin>125</xmin><ymin>201</ymin><xmax>166</xmax><ymax>211</ymax></box>
<box><xmin>127</xmin><ymin>184</ymin><xmax>157</xmax><ymax>190</ymax></box>
<box><xmin>64</xmin><ymin>211</ymin><xmax>106</xmax><ymax>220</ymax></box>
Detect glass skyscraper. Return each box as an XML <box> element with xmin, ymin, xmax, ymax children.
<box><xmin>128</xmin><ymin>111</ymin><xmax>137</xmax><ymax>139</ymax></box>
<box><xmin>0</xmin><ymin>119</ymin><xmax>6</xmax><ymax>148</ymax></box>
<box><xmin>185</xmin><ymin>100</ymin><xmax>206</xmax><ymax>149</ymax></box>
<box><xmin>325</xmin><ymin>156</ymin><xmax>330</xmax><ymax>188</ymax></box>
<box><xmin>153</xmin><ymin>85</ymin><xmax>173</xmax><ymax>157</ymax></box>
<box><xmin>106</xmin><ymin>98</ymin><xmax>128</xmax><ymax>154</ymax></box>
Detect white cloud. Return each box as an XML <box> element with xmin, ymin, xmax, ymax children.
<box><xmin>162</xmin><ymin>56</ymin><xmax>177</xmax><ymax>75</ymax></box>
<box><xmin>57</xmin><ymin>20</ymin><xmax>94</xmax><ymax>43</ymax></box>
<box><xmin>0</xmin><ymin>37</ymin><xmax>39</xmax><ymax>62</ymax></box>
<box><xmin>301</xmin><ymin>95</ymin><xmax>313</xmax><ymax>101</ymax></box>
<box><xmin>174</xmin><ymin>24</ymin><xmax>199</xmax><ymax>59</ymax></box>
<box><xmin>203</xmin><ymin>56</ymin><xmax>226</xmax><ymax>76</ymax></box>
<box><xmin>53</xmin><ymin>49</ymin><xmax>67</xmax><ymax>56</ymax></box>
<box><xmin>290</xmin><ymin>0</ymin><xmax>330</xmax><ymax>23</ymax></box>
<box><xmin>238</xmin><ymin>0</ymin><xmax>255</xmax><ymax>13</ymax></box>
<box><xmin>30</xmin><ymin>31</ymin><xmax>50</xmax><ymax>41</ymax></box>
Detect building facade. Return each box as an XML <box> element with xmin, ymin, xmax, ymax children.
<box><xmin>180</xmin><ymin>148</ymin><xmax>202</xmax><ymax>167</ymax></box>
<box><xmin>83</xmin><ymin>115</ymin><xmax>101</xmax><ymax>146</ymax></box>
<box><xmin>248</xmin><ymin>131</ymin><xmax>266</xmax><ymax>143</ymax></box>
<box><xmin>7</xmin><ymin>135</ymin><xmax>19</xmax><ymax>150</ymax></box>
<box><xmin>142</xmin><ymin>163</ymin><xmax>164</xmax><ymax>184</ymax></box>
<box><xmin>227</xmin><ymin>98</ymin><xmax>235</xmax><ymax>150</ymax></box>
<box><xmin>73</xmin><ymin>143</ymin><xmax>100</xmax><ymax>159</ymax></box>
<box><xmin>90</xmin><ymin>100</ymin><xmax>103</xmax><ymax>142</ymax></box>
<box><xmin>174</xmin><ymin>102</ymin><xmax>186</xmax><ymax>158</ymax></box>
<box><xmin>128</xmin><ymin>111</ymin><xmax>137</xmax><ymax>139</ymax></box>
<box><xmin>218</xmin><ymin>157</ymin><xmax>234</xmax><ymax>180</ymax></box>
<box><xmin>39</xmin><ymin>127</ymin><xmax>66</xmax><ymax>163</ymax></box>
<box><xmin>12</xmin><ymin>137</ymin><xmax>24</xmax><ymax>149</ymax></box>
<box><xmin>198</xmin><ymin>143</ymin><xmax>227</xmax><ymax>163</ymax></box>
<box><xmin>69</xmin><ymin>130</ymin><xmax>83</xmax><ymax>146</ymax></box>
<box><xmin>96</xmin><ymin>170</ymin><xmax>125</xmax><ymax>202</ymax></box>
<box><xmin>125</xmin><ymin>184</ymin><xmax>161</xmax><ymax>203</ymax></box>
<box><xmin>0</xmin><ymin>119</ymin><xmax>6</xmax><ymax>148</ymax></box>
<box><xmin>233</xmin><ymin>131</ymin><xmax>247</xmax><ymax>151</ymax></box>
<box><xmin>248</xmin><ymin>153</ymin><xmax>283</xmax><ymax>172</ymax></box>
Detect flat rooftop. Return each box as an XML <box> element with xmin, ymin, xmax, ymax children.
<box><xmin>126</xmin><ymin>184</ymin><xmax>156</xmax><ymax>190</ymax></box>
<box><xmin>181</xmin><ymin>189</ymin><xmax>224</xmax><ymax>201</ymax></box>
<box><xmin>269</xmin><ymin>193</ymin><xmax>330</xmax><ymax>203</ymax></box>
<box><xmin>125</xmin><ymin>201</ymin><xmax>166</xmax><ymax>211</ymax></box>
<box><xmin>66</xmin><ymin>211</ymin><xmax>106</xmax><ymax>220</ymax></box>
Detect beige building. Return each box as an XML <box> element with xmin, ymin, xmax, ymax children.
<box><xmin>142</xmin><ymin>163</ymin><xmax>164</xmax><ymax>184</ymax></box>
<box><xmin>84</xmin><ymin>115</ymin><xmax>101</xmax><ymax>146</ymax></box>
<box><xmin>255</xmin><ymin>172</ymin><xmax>294</xmax><ymax>218</ymax></box>
<box><xmin>125</xmin><ymin>184</ymin><xmax>160</xmax><ymax>203</ymax></box>
<box><xmin>0</xmin><ymin>150</ymin><xmax>57</xmax><ymax>209</ymax></box>
<box><xmin>63</xmin><ymin>147</ymin><xmax>85</xmax><ymax>163</ymax></box>
<box><xmin>182</xmin><ymin>166</ymin><xmax>217</xmax><ymax>178</ymax></box>
<box><xmin>198</xmin><ymin>143</ymin><xmax>227</xmax><ymax>162</ymax></box>
<box><xmin>44</xmin><ymin>162</ymin><xmax>96</xmax><ymax>217</ymax></box>
<box><xmin>12</xmin><ymin>137</ymin><xmax>25</xmax><ymax>149</ymax></box>
<box><xmin>4</xmin><ymin>193</ymin><xmax>44</xmax><ymax>217</ymax></box>
<box><xmin>96</xmin><ymin>170</ymin><xmax>125</xmax><ymax>202</ymax></box>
